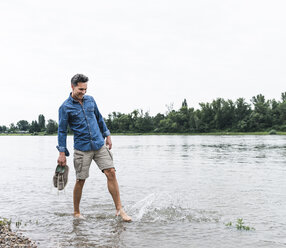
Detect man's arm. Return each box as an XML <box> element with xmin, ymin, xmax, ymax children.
<box><xmin>105</xmin><ymin>135</ymin><xmax>112</xmax><ymax>150</ymax></box>
<box><xmin>57</xmin><ymin>105</ymin><xmax>69</xmax><ymax>166</ymax></box>
<box><xmin>93</xmin><ymin>99</ymin><xmax>112</xmax><ymax>149</ymax></box>
<box><xmin>57</xmin><ymin>152</ymin><xmax>67</xmax><ymax>166</ymax></box>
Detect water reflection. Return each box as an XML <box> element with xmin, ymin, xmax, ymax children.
<box><xmin>69</xmin><ymin>216</ymin><xmax>127</xmax><ymax>248</ymax></box>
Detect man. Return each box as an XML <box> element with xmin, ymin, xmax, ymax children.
<box><xmin>57</xmin><ymin>74</ymin><xmax>131</xmax><ymax>222</ymax></box>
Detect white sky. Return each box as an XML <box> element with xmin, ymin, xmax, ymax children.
<box><xmin>1</xmin><ymin>0</ymin><xmax>286</xmax><ymax>126</ymax></box>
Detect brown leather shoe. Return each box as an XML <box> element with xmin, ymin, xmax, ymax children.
<box><xmin>53</xmin><ymin>165</ymin><xmax>69</xmax><ymax>190</ymax></box>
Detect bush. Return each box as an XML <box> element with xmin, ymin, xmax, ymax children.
<box><xmin>269</xmin><ymin>129</ymin><xmax>277</xmax><ymax>135</ymax></box>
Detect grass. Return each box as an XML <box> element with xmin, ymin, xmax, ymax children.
<box><xmin>1</xmin><ymin>131</ymin><xmax>286</xmax><ymax>136</ymax></box>
<box><xmin>0</xmin><ymin>217</ymin><xmax>11</xmax><ymax>227</ymax></box>
<box><xmin>105</xmin><ymin>131</ymin><xmax>286</xmax><ymax>136</ymax></box>
<box><xmin>225</xmin><ymin>218</ymin><xmax>255</xmax><ymax>231</ymax></box>
<box><xmin>0</xmin><ymin>132</ymin><xmax>57</xmax><ymax>136</ymax></box>
<box><xmin>0</xmin><ymin>217</ymin><xmax>39</xmax><ymax>230</ymax></box>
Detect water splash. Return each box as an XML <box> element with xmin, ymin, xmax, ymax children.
<box><xmin>128</xmin><ymin>192</ymin><xmax>220</xmax><ymax>223</ymax></box>
<box><xmin>129</xmin><ymin>193</ymin><xmax>157</xmax><ymax>220</ymax></box>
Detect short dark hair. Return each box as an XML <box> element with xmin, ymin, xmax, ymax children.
<box><xmin>71</xmin><ymin>74</ymin><xmax>89</xmax><ymax>86</ymax></box>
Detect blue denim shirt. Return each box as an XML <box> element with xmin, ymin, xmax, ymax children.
<box><xmin>57</xmin><ymin>94</ymin><xmax>110</xmax><ymax>156</ymax></box>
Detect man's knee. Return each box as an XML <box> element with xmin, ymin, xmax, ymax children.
<box><xmin>76</xmin><ymin>179</ymin><xmax>85</xmax><ymax>188</ymax></box>
<box><xmin>104</xmin><ymin>168</ymin><xmax>116</xmax><ymax>180</ymax></box>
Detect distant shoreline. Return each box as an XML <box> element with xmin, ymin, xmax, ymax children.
<box><xmin>1</xmin><ymin>131</ymin><xmax>286</xmax><ymax>136</ymax></box>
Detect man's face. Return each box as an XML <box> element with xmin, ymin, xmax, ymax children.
<box><xmin>72</xmin><ymin>82</ymin><xmax>87</xmax><ymax>100</ymax></box>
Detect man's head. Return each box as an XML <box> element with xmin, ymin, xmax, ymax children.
<box><xmin>71</xmin><ymin>74</ymin><xmax>89</xmax><ymax>101</ymax></box>
<box><xmin>71</xmin><ymin>74</ymin><xmax>89</xmax><ymax>86</ymax></box>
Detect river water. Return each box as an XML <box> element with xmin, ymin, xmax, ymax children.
<box><xmin>0</xmin><ymin>135</ymin><xmax>285</xmax><ymax>248</ymax></box>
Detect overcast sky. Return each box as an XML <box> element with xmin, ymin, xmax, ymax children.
<box><xmin>1</xmin><ymin>0</ymin><xmax>286</xmax><ymax>126</ymax></box>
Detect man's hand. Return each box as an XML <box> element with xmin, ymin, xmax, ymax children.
<box><xmin>106</xmin><ymin>136</ymin><xmax>112</xmax><ymax>150</ymax></box>
<box><xmin>57</xmin><ymin>152</ymin><xmax>67</xmax><ymax>166</ymax></box>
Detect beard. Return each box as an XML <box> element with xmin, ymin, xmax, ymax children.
<box><xmin>72</xmin><ymin>92</ymin><xmax>84</xmax><ymax>101</ymax></box>
<box><xmin>76</xmin><ymin>94</ymin><xmax>83</xmax><ymax>99</ymax></box>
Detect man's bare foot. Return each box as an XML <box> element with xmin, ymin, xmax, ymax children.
<box><xmin>116</xmin><ymin>208</ymin><xmax>132</xmax><ymax>222</ymax></box>
<box><xmin>74</xmin><ymin>213</ymin><xmax>85</xmax><ymax>219</ymax></box>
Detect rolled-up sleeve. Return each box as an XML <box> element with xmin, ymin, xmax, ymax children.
<box><xmin>93</xmin><ymin>99</ymin><xmax>110</xmax><ymax>138</ymax></box>
<box><xmin>57</xmin><ymin>105</ymin><xmax>70</xmax><ymax>156</ymax></box>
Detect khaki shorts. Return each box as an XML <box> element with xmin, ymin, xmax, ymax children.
<box><xmin>73</xmin><ymin>145</ymin><xmax>114</xmax><ymax>180</ymax></box>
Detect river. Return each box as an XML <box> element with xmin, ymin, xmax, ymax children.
<box><xmin>0</xmin><ymin>135</ymin><xmax>285</xmax><ymax>247</ymax></box>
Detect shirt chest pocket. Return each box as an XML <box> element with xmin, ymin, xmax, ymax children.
<box><xmin>86</xmin><ymin>107</ymin><xmax>95</xmax><ymax>118</ymax></box>
<box><xmin>70</xmin><ymin>110</ymin><xmax>83</xmax><ymax>120</ymax></box>
<box><xmin>87</xmin><ymin>107</ymin><xmax>94</xmax><ymax>112</ymax></box>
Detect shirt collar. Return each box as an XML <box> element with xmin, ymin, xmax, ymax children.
<box><xmin>68</xmin><ymin>92</ymin><xmax>85</xmax><ymax>103</ymax></box>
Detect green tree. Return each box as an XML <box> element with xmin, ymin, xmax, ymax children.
<box><xmin>158</xmin><ymin>118</ymin><xmax>177</xmax><ymax>132</ymax></box>
<box><xmin>135</xmin><ymin>111</ymin><xmax>153</xmax><ymax>132</ymax></box>
<box><xmin>29</xmin><ymin>120</ymin><xmax>41</xmax><ymax>133</ymax></box>
<box><xmin>100</xmin><ymin>93</ymin><xmax>286</xmax><ymax>134</ymax></box>
<box><xmin>182</xmin><ymin>99</ymin><xmax>188</xmax><ymax>108</ymax></box>
<box><xmin>277</xmin><ymin>101</ymin><xmax>286</xmax><ymax>129</ymax></box>
<box><xmin>208</xmin><ymin>98</ymin><xmax>235</xmax><ymax>130</ymax></box>
<box><xmin>117</xmin><ymin>114</ymin><xmax>130</xmax><ymax>132</ymax></box>
<box><xmin>108</xmin><ymin>112</ymin><xmax>122</xmax><ymax>132</ymax></box>
<box><xmin>193</xmin><ymin>110</ymin><xmax>201</xmax><ymax>131</ymax></box>
<box><xmin>234</xmin><ymin>98</ymin><xmax>252</xmax><ymax>131</ymax></box>
<box><xmin>211</xmin><ymin>98</ymin><xmax>224</xmax><ymax>130</ymax></box>
<box><xmin>270</xmin><ymin>99</ymin><xmax>281</xmax><ymax>127</ymax></box>
<box><xmin>198</xmin><ymin>102</ymin><xmax>214</xmax><ymax>132</ymax></box>
<box><xmin>105</xmin><ymin>114</ymin><xmax>113</xmax><ymax>131</ymax></box>
<box><xmin>46</xmin><ymin>119</ymin><xmax>58</xmax><ymax>134</ymax></box>
<box><xmin>17</xmin><ymin>120</ymin><xmax>30</xmax><ymax>131</ymax></box>
<box><xmin>281</xmin><ymin>92</ymin><xmax>286</xmax><ymax>102</ymax></box>
<box><xmin>176</xmin><ymin>105</ymin><xmax>190</xmax><ymax>132</ymax></box>
<box><xmin>128</xmin><ymin>110</ymin><xmax>140</xmax><ymax>131</ymax></box>
<box><xmin>153</xmin><ymin>113</ymin><xmax>165</xmax><ymax>132</ymax></box>
<box><xmin>277</xmin><ymin>92</ymin><xmax>286</xmax><ymax>130</ymax></box>
<box><xmin>0</xmin><ymin>125</ymin><xmax>8</xmax><ymax>133</ymax></box>
<box><xmin>9</xmin><ymin>123</ymin><xmax>17</xmax><ymax>132</ymax></box>
<box><xmin>38</xmin><ymin>114</ymin><xmax>46</xmax><ymax>131</ymax></box>
<box><xmin>250</xmin><ymin>94</ymin><xmax>272</xmax><ymax>130</ymax></box>
<box><xmin>187</xmin><ymin>108</ymin><xmax>197</xmax><ymax>132</ymax></box>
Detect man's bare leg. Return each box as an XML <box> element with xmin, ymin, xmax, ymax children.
<box><xmin>73</xmin><ymin>179</ymin><xmax>85</xmax><ymax>218</ymax></box>
<box><xmin>104</xmin><ymin>168</ymin><xmax>131</xmax><ymax>222</ymax></box>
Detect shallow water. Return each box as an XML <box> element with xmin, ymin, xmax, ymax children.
<box><xmin>0</xmin><ymin>135</ymin><xmax>286</xmax><ymax>247</ymax></box>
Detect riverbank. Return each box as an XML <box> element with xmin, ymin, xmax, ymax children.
<box><xmin>112</xmin><ymin>131</ymin><xmax>286</xmax><ymax>135</ymax></box>
<box><xmin>1</xmin><ymin>131</ymin><xmax>286</xmax><ymax>136</ymax></box>
<box><xmin>0</xmin><ymin>218</ymin><xmax>37</xmax><ymax>248</ymax></box>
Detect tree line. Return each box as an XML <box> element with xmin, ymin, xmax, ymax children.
<box><xmin>105</xmin><ymin>93</ymin><xmax>286</xmax><ymax>133</ymax></box>
<box><xmin>0</xmin><ymin>115</ymin><xmax>58</xmax><ymax>134</ymax></box>
<box><xmin>1</xmin><ymin>92</ymin><xmax>286</xmax><ymax>134</ymax></box>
